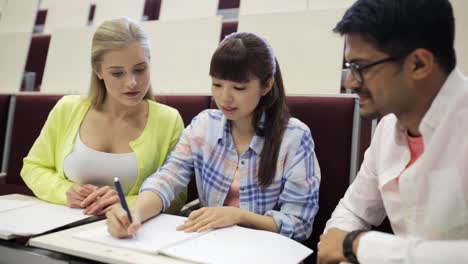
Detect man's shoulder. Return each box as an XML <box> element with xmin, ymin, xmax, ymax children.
<box><xmin>448</xmin><ymin>89</ymin><xmax>468</xmax><ymax>127</ymax></box>
<box><xmin>375</xmin><ymin>114</ymin><xmax>399</xmax><ymax>134</ymax></box>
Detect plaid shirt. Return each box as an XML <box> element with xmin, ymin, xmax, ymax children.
<box><xmin>141</xmin><ymin>110</ymin><xmax>320</xmax><ymax>241</ymax></box>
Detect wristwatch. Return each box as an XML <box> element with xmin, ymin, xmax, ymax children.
<box><xmin>343</xmin><ymin>230</ymin><xmax>366</xmax><ymax>264</ymax></box>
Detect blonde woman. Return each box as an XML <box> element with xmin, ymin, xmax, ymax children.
<box><xmin>21</xmin><ymin>17</ymin><xmax>186</xmax><ymax>215</ymax></box>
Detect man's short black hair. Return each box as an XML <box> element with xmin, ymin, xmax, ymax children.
<box><xmin>334</xmin><ymin>0</ymin><xmax>456</xmax><ymax>73</ymax></box>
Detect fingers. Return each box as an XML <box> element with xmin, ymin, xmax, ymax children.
<box><xmin>190</xmin><ymin>218</ymin><xmax>218</xmax><ymax>232</ymax></box>
<box><xmin>196</xmin><ymin>219</ymin><xmax>220</xmax><ymax>232</ymax></box>
<box><xmin>81</xmin><ymin>186</ymin><xmax>113</xmax><ymax>208</ymax></box>
<box><xmin>179</xmin><ymin>216</ymin><xmax>216</xmax><ymax>232</ymax></box>
<box><xmin>66</xmin><ymin>184</ymin><xmax>88</xmax><ymax>208</ymax></box>
<box><xmin>106</xmin><ymin>206</ymin><xmax>133</xmax><ymax>238</ymax></box>
<box><xmin>106</xmin><ymin>211</ymin><xmax>128</xmax><ymax>238</ymax></box>
<box><xmin>93</xmin><ymin>194</ymin><xmax>119</xmax><ymax>215</ymax></box>
<box><xmin>98</xmin><ymin>205</ymin><xmax>113</xmax><ymax>216</ymax></box>
<box><xmin>84</xmin><ymin>187</ymin><xmax>119</xmax><ymax>215</ymax></box>
<box><xmin>126</xmin><ymin>210</ymin><xmax>142</xmax><ymax>235</ymax></box>
<box><xmin>67</xmin><ymin>197</ymin><xmax>84</xmax><ymax>208</ymax></box>
<box><xmin>178</xmin><ymin>209</ymin><xmax>217</xmax><ymax>232</ymax></box>
<box><xmin>127</xmin><ymin>221</ymin><xmax>142</xmax><ymax>236</ymax></box>
<box><xmin>88</xmin><ymin>195</ymin><xmax>119</xmax><ymax>215</ymax></box>
<box><xmin>187</xmin><ymin>208</ymin><xmax>205</xmax><ymax>221</ymax></box>
<box><xmin>177</xmin><ymin>208</ymin><xmax>205</xmax><ymax>231</ymax></box>
<box><xmin>66</xmin><ymin>191</ymin><xmax>85</xmax><ymax>208</ymax></box>
<box><xmin>78</xmin><ymin>184</ymin><xmax>98</xmax><ymax>196</ymax></box>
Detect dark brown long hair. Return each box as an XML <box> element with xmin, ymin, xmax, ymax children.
<box><xmin>209</xmin><ymin>32</ymin><xmax>290</xmax><ymax>189</ymax></box>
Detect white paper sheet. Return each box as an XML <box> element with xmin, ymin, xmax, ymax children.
<box><xmin>0</xmin><ymin>202</ymin><xmax>89</xmax><ymax>236</ymax></box>
<box><xmin>161</xmin><ymin>225</ymin><xmax>313</xmax><ymax>264</ymax></box>
<box><xmin>74</xmin><ymin>214</ymin><xmax>203</xmax><ymax>254</ymax></box>
<box><xmin>0</xmin><ymin>200</ymin><xmax>38</xmax><ymax>213</ymax></box>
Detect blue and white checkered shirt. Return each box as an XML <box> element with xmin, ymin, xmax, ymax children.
<box><xmin>141</xmin><ymin>109</ymin><xmax>320</xmax><ymax>241</ymax></box>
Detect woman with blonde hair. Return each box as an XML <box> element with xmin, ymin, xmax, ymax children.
<box><xmin>21</xmin><ymin>17</ymin><xmax>186</xmax><ymax>215</ymax></box>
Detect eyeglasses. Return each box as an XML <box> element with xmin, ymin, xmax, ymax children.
<box><xmin>345</xmin><ymin>55</ymin><xmax>405</xmax><ymax>84</ymax></box>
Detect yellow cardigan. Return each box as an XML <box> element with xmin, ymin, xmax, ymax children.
<box><xmin>21</xmin><ymin>95</ymin><xmax>186</xmax><ymax>213</ymax></box>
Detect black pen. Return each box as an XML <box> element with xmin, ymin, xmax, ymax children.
<box><xmin>114</xmin><ymin>177</ymin><xmax>133</xmax><ymax>223</ymax></box>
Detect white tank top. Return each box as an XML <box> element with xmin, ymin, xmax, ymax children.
<box><xmin>63</xmin><ymin>133</ymin><xmax>138</xmax><ymax>194</ymax></box>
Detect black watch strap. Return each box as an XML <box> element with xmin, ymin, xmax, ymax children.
<box><xmin>343</xmin><ymin>230</ymin><xmax>366</xmax><ymax>264</ymax></box>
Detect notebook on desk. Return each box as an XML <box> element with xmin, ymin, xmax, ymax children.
<box><xmin>0</xmin><ymin>194</ymin><xmax>91</xmax><ymax>239</ymax></box>
<box><xmin>74</xmin><ymin>213</ymin><xmax>313</xmax><ymax>264</ymax></box>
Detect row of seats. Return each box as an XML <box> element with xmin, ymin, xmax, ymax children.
<box><xmin>21</xmin><ymin>21</ymin><xmax>237</xmax><ymax>93</ymax></box>
<box><xmin>2</xmin><ymin>9</ymin><xmax>346</xmax><ymax>95</ymax></box>
<box><xmin>32</xmin><ymin>0</ymin><xmax>355</xmax><ymax>27</ymax></box>
<box><xmin>0</xmin><ymin>93</ymin><xmax>367</xmax><ymax>263</ymax></box>
<box><xmin>35</xmin><ymin>0</ymin><xmax>240</xmax><ymax>22</ymax></box>
<box><xmin>1</xmin><ymin>0</ymin><xmax>228</xmax><ymax>34</ymax></box>
<box><xmin>6</xmin><ymin>0</ymin><xmax>351</xmax><ymax>35</ymax></box>
<box><xmin>5</xmin><ymin>0</ymin><xmax>465</xmax><ymax>96</ymax></box>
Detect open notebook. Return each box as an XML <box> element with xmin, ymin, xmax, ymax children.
<box><xmin>0</xmin><ymin>194</ymin><xmax>91</xmax><ymax>239</ymax></box>
<box><xmin>74</xmin><ymin>214</ymin><xmax>313</xmax><ymax>264</ymax></box>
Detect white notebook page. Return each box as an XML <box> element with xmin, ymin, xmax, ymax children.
<box><xmin>0</xmin><ymin>200</ymin><xmax>38</xmax><ymax>213</ymax></box>
<box><xmin>0</xmin><ymin>202</ymin><xmax>89</xmax><ymax>236</ymax></box>
<box><xmin>161</xmin><ymin>225</ymin><xmax>313</xmax><ymax>264</ymax></box>
<box><xmin>74</xmin><ymin>214</ymin><xmax>203</xmax><ymax>254</ymax></box>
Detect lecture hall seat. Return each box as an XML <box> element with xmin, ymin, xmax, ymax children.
<box><xmin>0</xmin><ymin>95</ymin><xmax>10</xmax><ymax>172</ymax></box>
<box><xmin>143</xmin><ymin>0</ymin><xmax>161</xmax><ymax>20</ymax></box>
<box><xmin>3</xmin><ymin>95</ymin><xmax>62</xmax><ymax>185</ymax></box>
<box><xmin>221</xmin><ymin>21</ymin><xmax>238</xmax><ymax>40</ymax></box>
<box><xmin>359</xmin><ymin>116</ymin><xmax>373</xmax><ymax>169</ymax></box>
<box><xmin>286</xmin><ymin>96</ymin><xmax>356</xmax><ymax>263</ymax></box>
<box><xmin>24</xmin><ymin>35</ymin><xmax>51</xmax><ymax>91</ymax></box>
<box><xmin>218</xmin><ymin>0</ymin><xmax>240</xmax><ymax>9</ymax></box>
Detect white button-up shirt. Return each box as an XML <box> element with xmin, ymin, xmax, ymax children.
<box><xmin>325</xmin><ymin>68</ymin><xmax>468</xmax><ymax>264</ymax></box>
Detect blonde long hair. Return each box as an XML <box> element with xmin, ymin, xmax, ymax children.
<box><xmin>88</xmin><ymin>17</ymin><xmax>154</xmax><ymax>108</ymax></box>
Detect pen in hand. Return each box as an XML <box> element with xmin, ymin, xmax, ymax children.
<box><xmin>114</xmin><ymin>177</ymin><xmax>133</xmax><ymax>223</ymax></box>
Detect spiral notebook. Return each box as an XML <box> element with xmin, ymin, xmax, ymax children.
<box><xmin>74</xmin><ymin>213</ymin><xmax>313</xmax><ymax>264</ymax></box>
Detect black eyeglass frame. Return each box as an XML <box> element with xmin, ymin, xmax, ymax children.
<box><xmin>344</xmin><ymin>55</ymin><xmax>407</xmax><ymax>84</ymax></box>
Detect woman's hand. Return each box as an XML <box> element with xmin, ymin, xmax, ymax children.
<box><xmin>177</xmin><ymin>207</ymin><xmax>243</xmax><ymax>232</ymax></box>
<box><xmin>66</xmin><ymin>184</ymin><xmax>98</xmax><ymax>208</ymax></box>
<box><xmin>81</xmin><ymin>186</ymin><xmax>119</xmax><ymax>215</ymax></box>
<box><xmin>106</xmin><ymin>204</ymin><xmax>141</xmax><ymax>238</ymax></box>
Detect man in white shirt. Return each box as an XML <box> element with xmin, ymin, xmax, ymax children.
<box><xmin>317</xmin><ymin>0</ymin><xmax>468</xmax><ymax>264</ymax></box>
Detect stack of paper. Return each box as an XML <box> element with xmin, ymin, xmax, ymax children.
<box><xmin>0</xmin><ymin>195</ymin><xmax>90</xmax><ymax>239</ymax></box>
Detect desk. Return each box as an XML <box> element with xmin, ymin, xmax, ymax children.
<box><xmin>29</xmin><ymin>220</ymin><xmax>191</xmax><ymax>264</ymax></box>
<box><xmin>0</xmin><ymin>238</ymin><xmax>103</xmax><ymax>264</ymax></box>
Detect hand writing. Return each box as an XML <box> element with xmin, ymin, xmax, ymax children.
<box><xmin>106</xmin><ymin>204</ymin><xmax>141</xmax><ymax>238</ymax></box>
